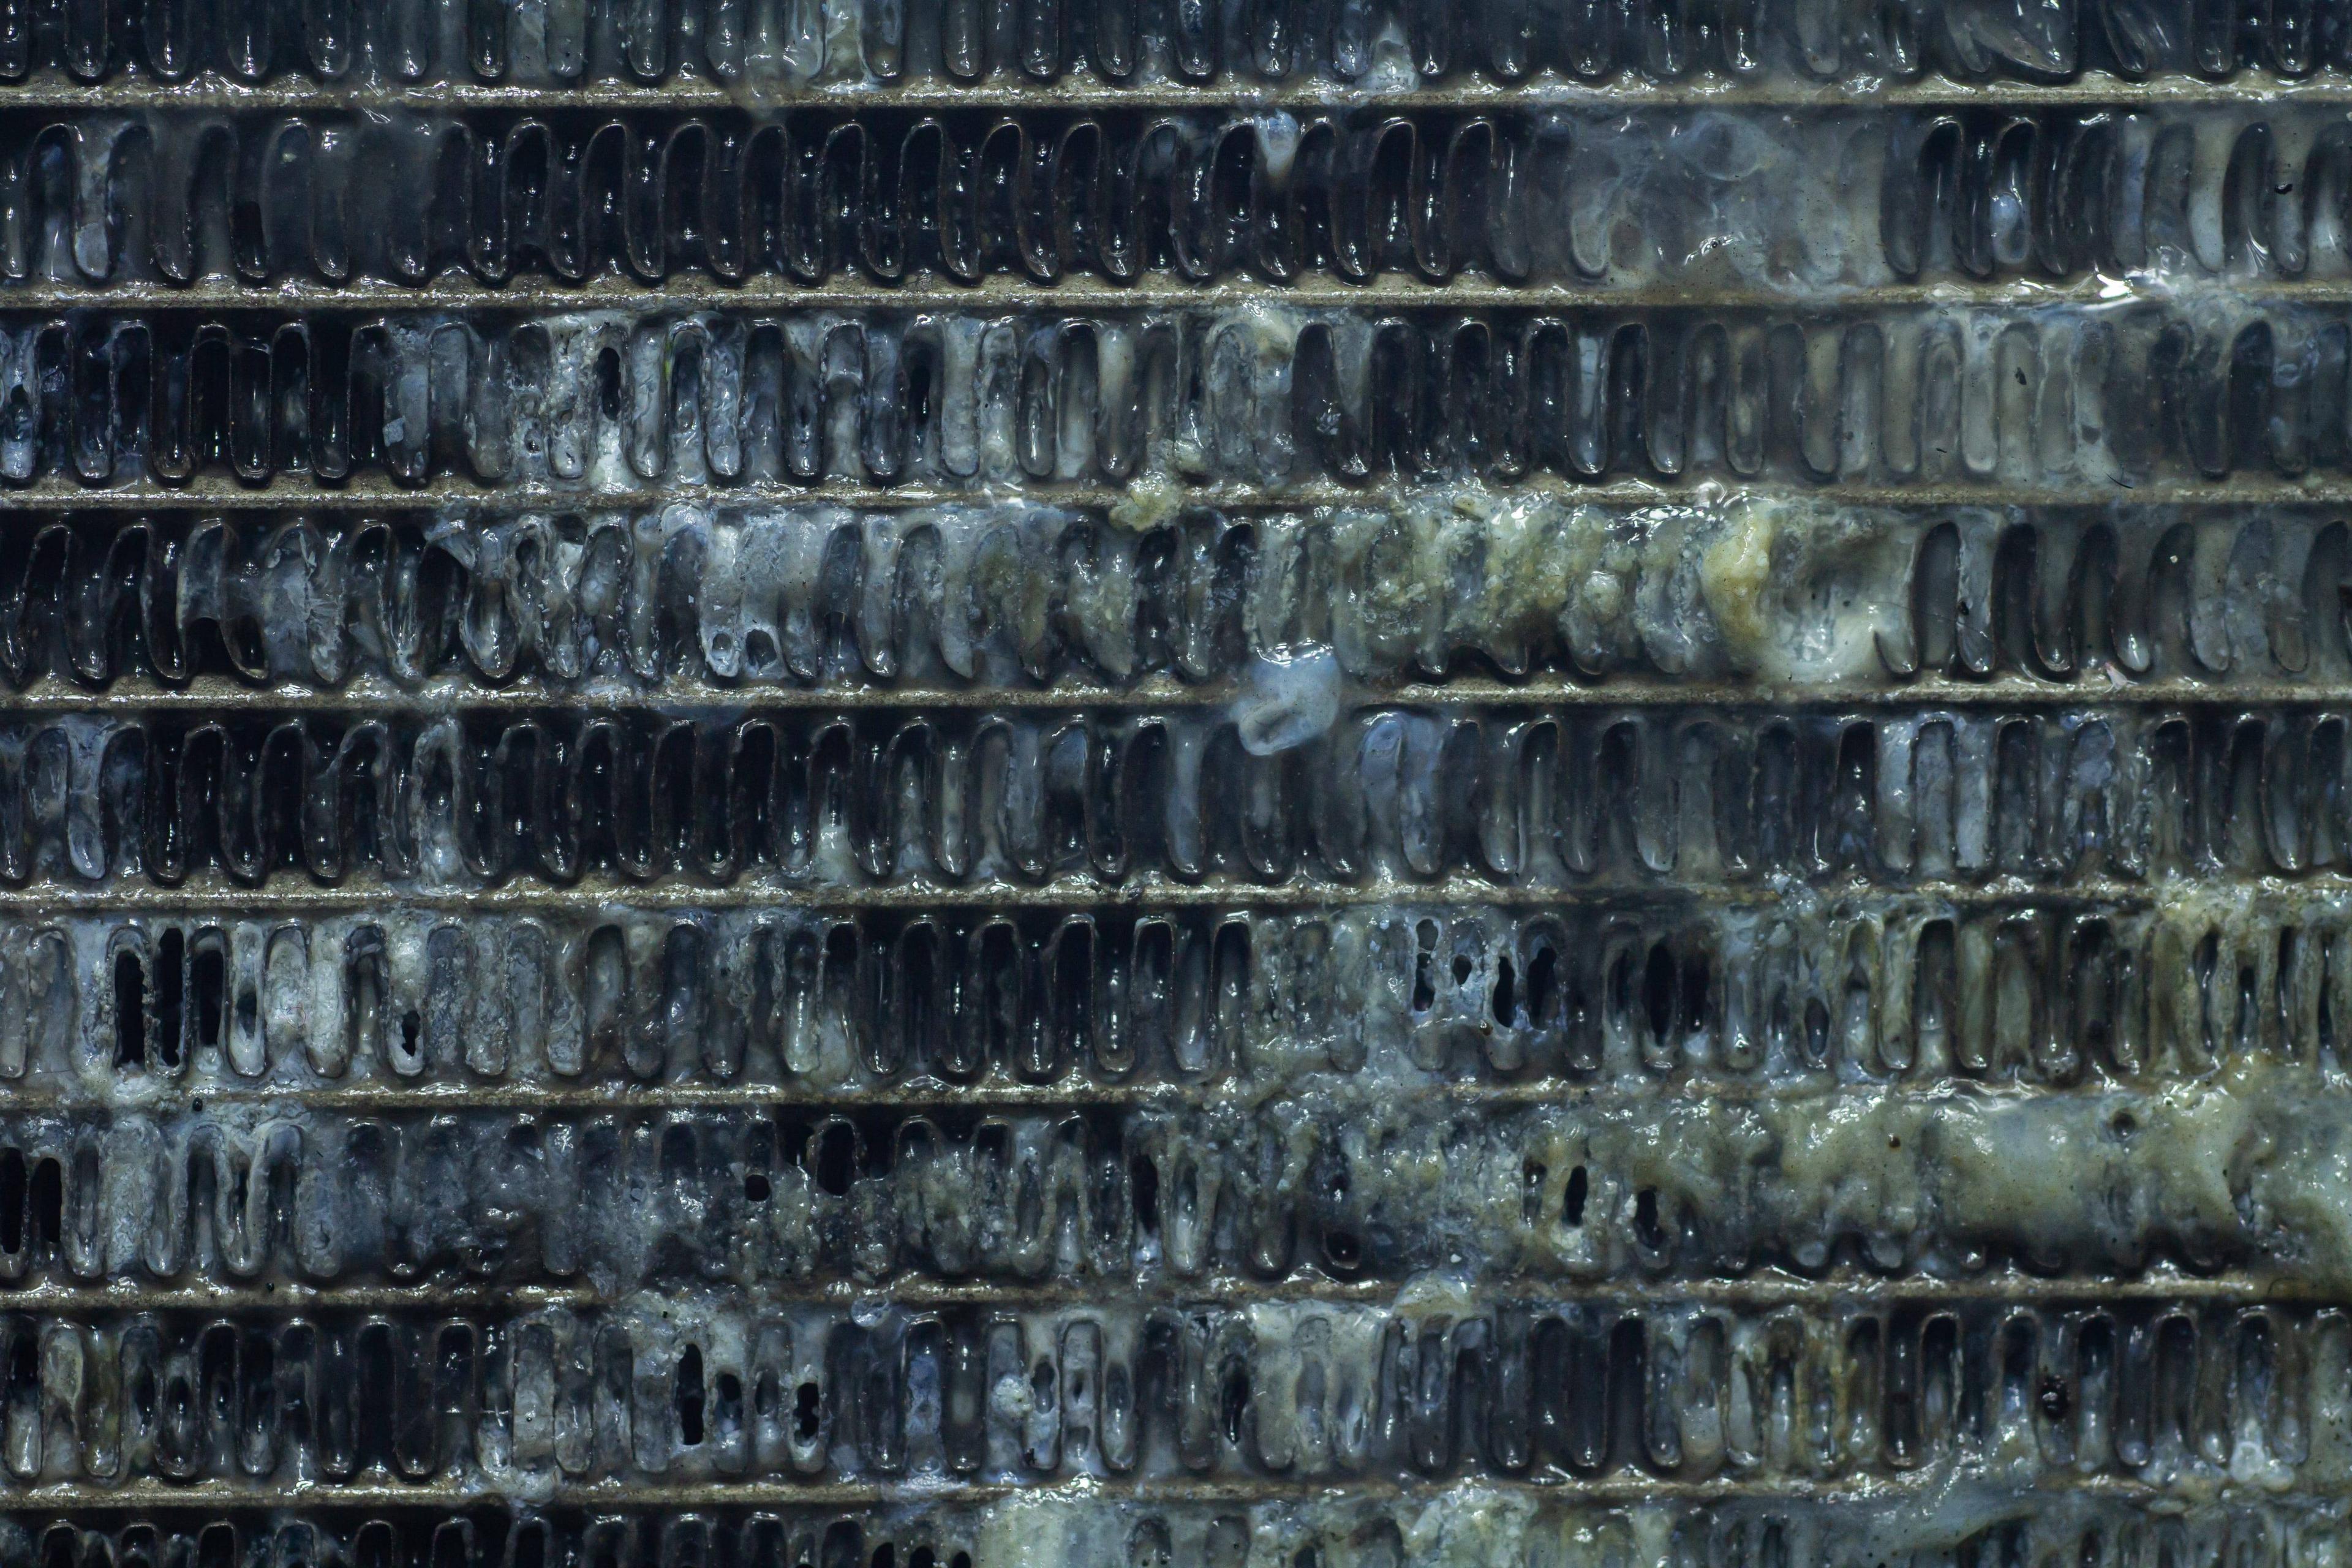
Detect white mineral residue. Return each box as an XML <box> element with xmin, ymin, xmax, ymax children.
<box><xmin>1232</xmin><ymin>648</ymin><xmax>1342</xmax><ymax>754</ymax></box>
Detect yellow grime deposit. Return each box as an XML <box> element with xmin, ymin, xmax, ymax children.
<box><xmin>1107</xmin><ymin>472</ymin><xmax>1185</xmax><ymax>534</ymax></box>
<box><xmin>1697</xmin><ymin>497</ymin><xmax>1781</xmax><ymax>671</ymax></box>
<box><xmin>1403</xmin><ymin>1487</ymin><xmax>1539</xmax><ymax>1568</ymax></box>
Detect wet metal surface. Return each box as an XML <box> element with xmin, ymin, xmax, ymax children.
<box><xmin>6</xmin><ymin>4</ymin><xmax>2352</xmax><ymax>1567</ymax></box>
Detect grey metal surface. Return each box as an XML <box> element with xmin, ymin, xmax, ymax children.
<box><xmin>2</xmin><ymin>4</ymin><xmax>2351</xmax><ymax>1568</ymax></box>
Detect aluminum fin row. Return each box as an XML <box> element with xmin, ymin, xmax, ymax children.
<box><xmin>0</xmin><ymin>0</ymin><xmax>2338</xmax><ymax>91</ymax></box>
<box><xmin>0</xmin><ymin>889</ymin><xmax>2335</xmax><ymax>1092</ymax></box>
<box><xmin>5</xmin><ymin>303</ymin><xmax>2351</xmax><ymax>491</ymax></box>
<box><xmin>8</xmin><ymin>106</ymin><xmax>2352</xmax><ymax>292</ymax></box>
<box><xmin>1</xmin><ymin>503</ymin><xmax>2350</xmax><ymax>692</ymax></box>
<box><xmin>6</xmin><ymin>1500</ymin><xmax>2347</xmax><ymax>1568</ymax></box>
<box><xmin>0</xmin><ymin>1294</ymin><xmax>2331</xmax><ymax>1483</ymax></box>
<box><xmin>0</xmin><ymin>704</ymin><xmax>2342</xmax><ymax>888</ymax></box>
